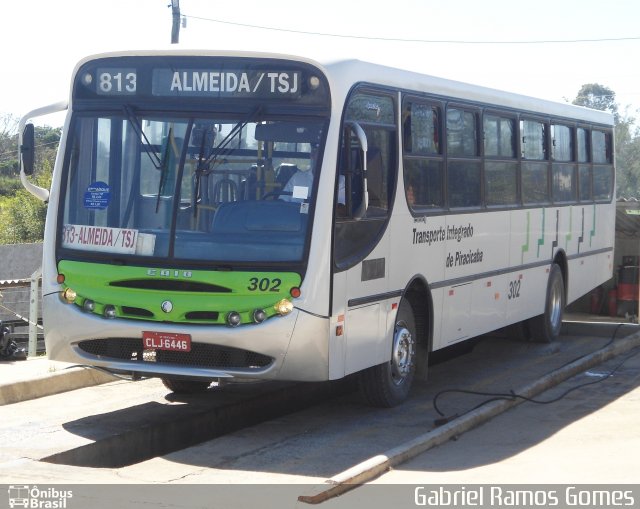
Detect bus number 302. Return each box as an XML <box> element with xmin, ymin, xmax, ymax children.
<box><xmin>508</xmin><ymin>279</ymin><xmax>521</xmax><ymax>300</ymax></box>
<box><xmin>247</xmin><ymin>277</ymin><xmax>282</xmax><ymax>292</ymax></box>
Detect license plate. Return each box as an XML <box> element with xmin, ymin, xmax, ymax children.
<box><xmin>142</xmin><ymin>331</ymin><xmax>191</xmax><ymax>352</ymax></box>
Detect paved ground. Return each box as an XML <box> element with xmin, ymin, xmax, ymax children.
<box><xmin>372</xmin><ymin>343</ymin><xmax>640</xmax><ymax>484</ymax></box>
<box><xmin>0</xmin><ymin>319</ymin><xmax>639</xmax><ymax>509</ymax></box>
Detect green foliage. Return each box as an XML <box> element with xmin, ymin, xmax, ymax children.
<box><xmin>0</xmin><ymin>162</ymin><xmax>52</xmax><ymax>244</ymax></box>
<box><xmin>0</xmin><ymin>114</ymin><xmax>58</xmax><ymax>245</ymax></box>
<box><xmin>573</xmin><ymin>83</ymin><xmax>619</xmax><ymax>121</ymax></box>
<box><xmin>0</xmin><ymin>175</ymin><xmax>22</xmax><ymax>197</ymax></box>
<box><xmin>0</xmin><ymin>115</ymin><xmax>19</xmax><ymax>178</ymax></box>
<box><xmin>614</xmin><ymin>109</ymin><xmax>640</xmax><ymax>198</ymax></box>
<box><xmin>572</xmin><ymin>85</ymin><xmax>640</xmax><ymax>198</ymax></box>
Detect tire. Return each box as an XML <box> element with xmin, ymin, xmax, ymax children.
<box><xmin>161</xmin><ymin>378</ymin><xmax>212</xmax><ymax>393</ymax></box>
<box><xmin>359</xmin><ymin>299</ymin><xmax>417</xmax><ymax>407</ymax></box>
<box><xmin>527</xmin><ymin>264</ymin><xmax>565</xmax><ymax>343</ymax></box>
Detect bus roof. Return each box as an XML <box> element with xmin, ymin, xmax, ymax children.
<box><xmin>322</xmin><ymin>58</ymin><xmax>614</xmax><ymax>127</ymax></box>
<box><xmin>73</xmin><ymin>50</ymin><xmax>613</xmax><ymax>127</ymax></box>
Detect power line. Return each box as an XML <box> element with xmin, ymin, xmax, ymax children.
<box><xmin>183</xmin><ymin>13</ymin><xmax>640</xmax><ymax>45</ymax></box>
<box><xmin>0</xmin><ymin>140</ymin><xmax>59</xmax><ymax>162</ymax></box>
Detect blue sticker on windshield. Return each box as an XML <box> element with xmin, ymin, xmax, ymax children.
<box><xmin>84</xmin><ymin>181</ymin><xmax>110</xmax><ymax>210</ymax></box>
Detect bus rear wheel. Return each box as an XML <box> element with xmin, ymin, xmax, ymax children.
<box><xmin>161</xmin><ymin>378</ymin><xmax>212</xmax><ymax>393</ymax></box>
<box><xmin>527</xmin><ymin>264</ymin><xmax>565</xmax><ymax>343</ymax></box>
<box><xmin>359</xmin><ymin>299</ymin><xmax>416</xmax><ymax>407</ymax></box>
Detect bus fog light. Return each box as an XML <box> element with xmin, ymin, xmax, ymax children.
<box><xmin>104</xmin><ymin>305</ymin><xmax>117</xmax><ymax>319</ymax></box>
<box><xmin>227</xmin><ymin>311</ymin><xmax>241</xmax><ymax>327</ymax></box>
<box><xmin>274</xmin><ymin>299</ymin><xmax>294</xmax><ymax>316</ymax></box>
<box><xmin>82</xmin><ymin>299</ymin><xmax>95</xmax><ymax>312</ymax></box>
<box><xmin>252</xmin><ymin>309</ymin><xmax>267</xmax><ymax>323</ymax></box>
<box><xmin>62</xmin><ymin>288</ymin><xmax>77</xmax><ymax>303</ymax></box>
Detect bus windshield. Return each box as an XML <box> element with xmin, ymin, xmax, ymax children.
<box><xmin>60</xmin><ymin>111</ymin><xmax>326</xmax><ymax>265</ymax></box>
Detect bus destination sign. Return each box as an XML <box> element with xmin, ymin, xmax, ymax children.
<box><xmin>90</xmin><ymin>67</ymin><xmax>302</xmax><ymax>99</ymax></box>
<box><xmin>152</xmin><ymin>69</ymin><xmax>302</xmax><ymax>98</ymax></box>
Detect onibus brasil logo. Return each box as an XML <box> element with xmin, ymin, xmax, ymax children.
<box><xmin>8</xmin><ymin>486</ymin><xmax>73</xmax><ymax>508</ymax></box>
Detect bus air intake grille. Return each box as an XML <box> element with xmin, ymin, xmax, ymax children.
<box><xmin>109</xmin><ymin>280</ymin><xmax>232</xmax><ymax>293</ymax></box>
<box><xmin>77</xmin><ymin>338</ymin><xmax>273</xmax><ymax>369</ymax></box>
<box><xmin>184</xmin><ymin>311</ymin><xmax>220</xmax><ymax>321</ymax></box>
<box><xmin>121</xmin><ymin>306</ymin><xmax>154</xmax><ymax>318</ymax></box>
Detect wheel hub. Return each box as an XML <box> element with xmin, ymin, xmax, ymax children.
<box><xmin>391</xmin><ymin>325</ymin><xmax>414</xmax><ymax>384</ymax></box>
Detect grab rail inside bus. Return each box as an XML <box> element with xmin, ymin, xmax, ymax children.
<box><xmin>346</xmin><ymin>121</ymin><xmax>369</xmax><ymax>220</ymax></box>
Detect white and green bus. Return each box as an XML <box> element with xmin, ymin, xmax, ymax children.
<box><xmin>20</xmin><ymin>50</ymin><xmax>615</xmax><ymax>406</ymax></box>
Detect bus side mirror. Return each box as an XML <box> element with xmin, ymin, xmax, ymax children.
<box><xmin>21</xmin><ymin>123</ymin><xmax>35</xmax><ymax>176</ymax></box>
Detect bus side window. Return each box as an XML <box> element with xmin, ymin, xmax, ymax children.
<box><xmin>447</xmin><ymin>107</ymin><xmax>481</xmax><ymax>208</ymax></box>
<box><xmin>521</xmin><ymin>119</ymin><xmax>550</xmax><ymax>204</ymax></box>
<box><xmin>402</xmin><ymin>99</ymin><xmax>444</xmax><ymax>211</ymax></box>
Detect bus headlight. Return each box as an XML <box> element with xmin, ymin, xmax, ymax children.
<box><xmin>103</xmin><ymin>305</ymin><xmax>117</xmax><ymax>319</ymax></box>
<box><xmin>82</xmin><ymin>299</ymin><xmax>95</xmax><ymax>312</ymax></box>
<box><xmin>274</xmin><ymin>299</ymin><xmax>294</xmax><ymax>316</ymax></box>
<box><xmin>226</xmin><ymin>311</ymin><xmax>241</xmax><ymax>327</ymax></box>
<box><xmin>62</xmin><ymin>288</ymin><xmax>77</xmax><ymax>304</ymax></box>
<box><xmin>252</xmin><ymin>309</ymin><xmax>267</xmax><ymax>323</ymax></box>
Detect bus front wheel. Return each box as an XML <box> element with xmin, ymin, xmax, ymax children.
<box><xmin>528</xmin><ymin>264</ymin><xmax>565</xmax><ymax>343</ymax></box>
<box><xmin>359</xmin><ymin>299</ymin><xmax>417</xmax><ymax>407</ymax></box>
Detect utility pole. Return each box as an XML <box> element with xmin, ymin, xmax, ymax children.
<box><xmin>171</xmin><ymin>0</ymin><xmax>181</xmax><ymax>44</ymax></box>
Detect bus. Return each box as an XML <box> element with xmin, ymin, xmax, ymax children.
<box><xmin>20</xmin><ymin>50</ymin><xmax>615</xmax><ymax>407</ymax></box>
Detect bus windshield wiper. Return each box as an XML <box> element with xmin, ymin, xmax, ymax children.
<box><xmin>155</xmin><ymin>127</ymin><xmax>174</xmax><ymax>213</ymax></box>
<box><xmin>201</xmin><ymin>106</ymin><xmax>262</xmax><ymax>169</ymax></box>
<box><xmin>123</xmin><ymin>105</ymin><xmax>164</xmax><ymax>170</ymax></box>
<box><xmin>192</xmin><ymin>107</ymin><xmax>262</xmax><ymax>216</ymax></box>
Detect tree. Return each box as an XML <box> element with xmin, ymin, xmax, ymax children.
<box><xmin>0</xmin><ymin>115</ymin><xmax>59</xmax><ymax>244</ymax></box>
<box><xmin>614</xmin><ymin>109</ymin><xmax>640</xmax><ymax>198</ymax></box>
<box><xmin>0</xmin><ymin>114</ymin><xmax>19</xmax><ymax>178</ymax></box>
<box><xmin>573</xmin><ymin>85</ymin><xmax>640</xmax><ymax>198</ymax></box>
<box><xmin>573</xmin><ymin>83</ymin><xmax>619</xmax><ymax>121</ymax></box>
<box><xmin>0</xmin><ymin>162</ymin><xmax>51</xmax><ymax>244</ymax></box>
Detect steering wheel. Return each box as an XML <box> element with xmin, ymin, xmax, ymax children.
<box><xmin>262</xmin><ymin>191</ymin><xmax>292</xmax><ymax>200</ymax></box>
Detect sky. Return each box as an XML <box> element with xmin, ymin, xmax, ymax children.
<box><xmin>2</xmin><ymin>0</ymin><xmax>640</xmax><ymax>126</ymax></box>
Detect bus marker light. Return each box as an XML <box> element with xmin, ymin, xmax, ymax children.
<box><xmin>227</xmin><ymin>311</ymin><xmax>241</xmax><ymax>327</ymax></box>
<box><xmin>391</xmin><ymin>302</ymin><xmax>398</xmax><ymax>310</ymax></box>
<box><xmin>62</xmin><ymin>288</ymin><xmax>77</xmax><ymax>303</ymax></box>
<box><xmin>290</xmin><ymin>287</ymin><xmax>301</xmax><ymax>298</ymax></box>
<box><xmin>56</xmin><ymin>274</ymin><xmax>65</xmax><ymax>284</ymax></box>
<box><xmin>82</xmin><ymin>299</ymin><xmax>95</xmax><ymax>312</ymax></box>
<box><xmin>104</xmin><ymin>305</ymin><xmax>117</xmax><ymax>319</ymax></box>
<box><xmin>336</xmin><ymin>325</ymin><xmax>343</xmax><ymax>336</ymax></box>
<box><xmin>252</xmin><ymin>309</ymin><xmax>267</xmax><ymax>323</ymax></box>
<box><xmin>309</xmin><ymin>76</ymin><xmax>320</xmax><ymax>89</ymax></box>
<box><xmin>274</xmin><ymin>299</ymin><xmax>293</xmax><ymax>316</ymax></box>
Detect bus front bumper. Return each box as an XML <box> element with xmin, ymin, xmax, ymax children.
<box><xmin>43</xmin><ymin>294</ymin><xmax>330</xmax><ymax>382</ymax></box>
